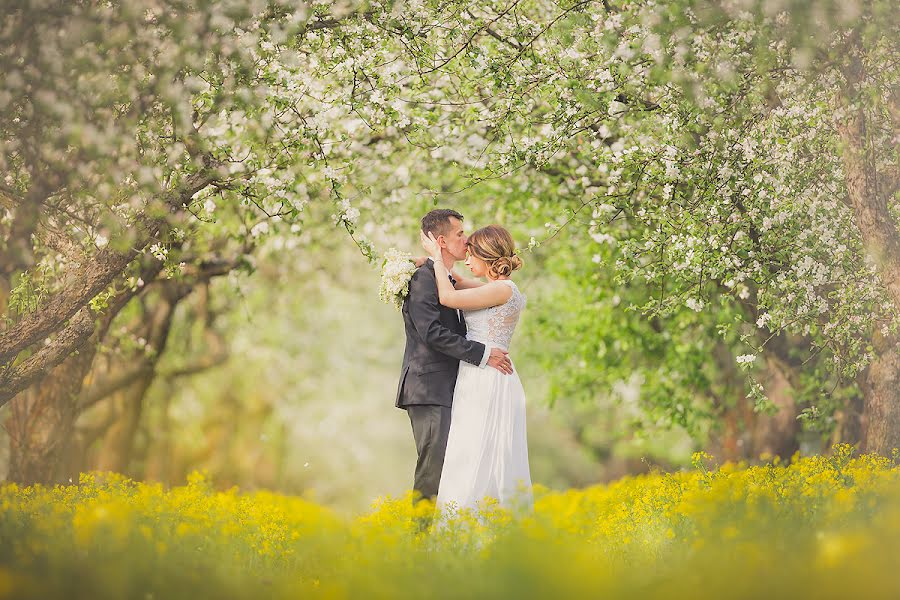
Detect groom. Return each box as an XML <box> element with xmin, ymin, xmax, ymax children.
<box><xmin>396</xmin><ymin>209</ymin><xmax>513</xmax><ymax>502</ymax></box>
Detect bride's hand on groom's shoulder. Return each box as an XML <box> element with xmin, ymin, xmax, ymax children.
<box><xmin>413</xmin><ymin>255</ymin><xmax>427</xmax><ymax>268</ymax></box>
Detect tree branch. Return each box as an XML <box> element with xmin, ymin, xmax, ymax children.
<box><xmin>0</xmin><ymin>255</ymin><xmax>167</xmax><ymax>407</ymax></box>
<box><xmin>78</xmin><ymin>363</ymin><xmax>155</xmax><ymax>411</ymax></box>
<box><xmin>76</xmin><ymin>253</ymin><xmax>236</xmax><ymax>411</ymax></box>
<box><xmin>0</xmin><ymin>172</ymin><xmax>214</xmax><ymax>367</ymax></box>
<box><xmin>0</xmin><ymin>308</ymin><xmax>95</xmax><ymax>407</ymax></box>
<box><xmin>164</xmin><ymin>349</ymin><xmax>229</xmax><ymax>379</ymax></box>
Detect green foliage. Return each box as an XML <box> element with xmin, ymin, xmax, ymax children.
<box><xmin>5</xmin><ymin>271</ymin><xmax>48</xmax><ymax>321</ymax></box>
<box><xmin>1</xmin><ymin>0</ymin><xmax>896</xmax><ymax>473</ymax></box>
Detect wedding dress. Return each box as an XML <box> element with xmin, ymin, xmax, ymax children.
<box><xmin>436</xmin><ymin>279</ymin><xmax>533</xmax><ymax>514</ymax></box>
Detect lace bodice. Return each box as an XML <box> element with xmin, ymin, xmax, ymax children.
<box><xmin>464</xmin><ymin>280</ymin><xmax>526</xmax><ymax>351</ymax></box>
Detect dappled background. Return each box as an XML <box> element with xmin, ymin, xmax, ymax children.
<box><xmin>1</xmin><ymin>200</ymin><xmax>694</xmax><ymax>513</ymax></box>
<box><xmin>0</xmin><ymin>0</ymin><xmax>896</xmax><ymax>515</ymax></box>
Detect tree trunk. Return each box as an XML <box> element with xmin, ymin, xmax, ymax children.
<box><xmin>5</xmin><ymin>341</ymin><xmax>97</xmax><ymax>484</ymax></box>
<box><xmin>57</xmin><ymin>401</ymin><xmax>118</xmax><ymax>484</ymax></box>
<box><xmin>708</xmin><ymin>340</ymin><xmax>752</xmax><ymax>461</ymax></box>
<box><xmin>835</xmin><ymin>34</ymin><xmax>900</xmax><ymax>456</ymax></box>
<box><xmin>143</xmin><ymin>384</ymin><xmax>174</xmax><ymax>483</ymax></box>
<box><xmin>92</xmin><ymin>288</ymin><xmax>181</xmax><ymax>473</ymax></box>
<box><xmin>751</xmin><ymin>354</ymin><xmax>800</xmax><ymax>460</ymax></box>
<box><xmin>830</xmin><ymin>385</ymin><xmax>866</xmax><ymax>448</ymax></box>
<box><xmin>3</xmin><ymin>265</ymin><xmax>164</xmax><ymax>483</ymax></box>
<box><xmin>861</xmin><ymin>341</ymin><xmax>900</xmax><ymax>455</ymax></box>
<box><xmin>707</xmin><ymin>338</ymin><xmax>801</xmax><ymax>462</ymax></box>
<box><xmin>93</xmin><ymin>376</ymin><xmax>154</xmax><ymax>473</ymax></box>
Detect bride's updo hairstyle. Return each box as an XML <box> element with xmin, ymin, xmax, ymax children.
<box><xmin>466</xmin><ymin>225</ymin><xmax>523</xmax><ymax>279</ymax></box>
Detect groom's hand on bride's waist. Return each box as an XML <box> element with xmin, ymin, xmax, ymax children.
<box><xmin>487</xmin><ymin>347</ymin><xmax>514</xmax><ymax>374</ymax></box>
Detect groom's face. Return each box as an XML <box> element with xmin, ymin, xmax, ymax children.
<box><xmin>441</xmin><ymin>217</ymin><xmax>468</xmax><ymax>262</ymax></box>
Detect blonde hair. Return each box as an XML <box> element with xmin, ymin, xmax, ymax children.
<box><xmin>466</xmin><ymin>225</ymin><xmax>523</xmax><ymax>279</ymax></box>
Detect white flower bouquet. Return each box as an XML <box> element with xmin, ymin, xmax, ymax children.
<box><xmin>379</xmin><ymin>248</ymin><xmax>417</xmax><ymax>310</ymax></box>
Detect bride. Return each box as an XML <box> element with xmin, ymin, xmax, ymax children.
<box><xmin>420</xmin><ymin>225</ymin><xmax>533</xmax><ymax>514</ymax></box>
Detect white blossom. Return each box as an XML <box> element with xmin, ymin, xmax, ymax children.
<box><xmin>378</xmin><ymin>248</ymin><xmax>417</xmax><ymax>311</ymax></box>
<box><xmin>685</xmin><ymin>297</ymin><xmax>704</xmax><ymax>312</ymax></box>
<box><xmin>149</xmin><ymin>243</ymin><xmax>167</xmax><ymax>261</ymax></box>
<box><xmin>250</xmin><ymin>222</ymin><xmax>270</xmax><ymax>238</ymax></box>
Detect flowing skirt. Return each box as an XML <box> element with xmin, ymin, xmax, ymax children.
<box><xmin>436</xmin><ymin>359</ymin><xmax>533</xmax><ymax>514</ymax></box>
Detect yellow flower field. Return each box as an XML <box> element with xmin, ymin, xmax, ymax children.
<box><xmin>2</xmin><ymin>446</ymin><xmax>900</xmax><ymax>599</ymax></box>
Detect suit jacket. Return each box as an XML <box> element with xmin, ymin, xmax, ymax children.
<box><xmin>395</xmin><ymin>260</ymin><xmax>486</xmax><ymax>408</ymax></box>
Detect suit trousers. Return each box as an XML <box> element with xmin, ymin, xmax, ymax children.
<box><xmin>406</xmin><ymin>404</ymin><xmax>452</xmax><ymax>502</ymax></box>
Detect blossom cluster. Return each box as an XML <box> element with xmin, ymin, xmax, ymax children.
<box><xmin>378</xmin><ymin>248</ymin><xmax>417</xmax><ymax>310</ymax></box>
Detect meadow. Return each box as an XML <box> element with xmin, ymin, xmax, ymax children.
<box><xmin>2</xmin><ymin>445</ymin><xmax>900</xmax><ymax>599</ymax></box>
<box><xmin>2</xmin><ymin>3</ymin><xmax>899</xmax><ymax>599</ymax></box>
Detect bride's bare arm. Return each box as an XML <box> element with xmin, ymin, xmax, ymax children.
<box><xmin>432</xmin><ymin>260</ymin><xmax>512</xmax><ymax>310</ymax></box>
<box><xmin>413</xmin><ymin>256</ymin><xmax>483</xmax><ymax>289</ymax></box>
<box><xmin>450</xmin><ymin>267</ymin><xmax>485</xmax><ymax>289</ymax></box>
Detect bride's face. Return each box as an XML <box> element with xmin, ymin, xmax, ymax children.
<box><xmin>464</xmin><ymin>251</ymin><xmax>488</xmax><ymax>277</ymax></box>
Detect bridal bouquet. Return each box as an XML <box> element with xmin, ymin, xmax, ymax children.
<box><xmin>379</xmin><ymin>248</ymin><xmax>417</xmax><ymax>310</ymax></box>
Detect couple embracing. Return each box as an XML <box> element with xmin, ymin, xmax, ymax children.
<box><xmin>395</xmin><ymin>209</ymin><xmax>533</xmax><ymax>515</ymax></box>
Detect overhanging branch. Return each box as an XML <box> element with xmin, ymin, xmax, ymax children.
<box><xmin>0</xmin><ymin>172</ymin><xmax>215</xmax><ymax>367</ymax></box>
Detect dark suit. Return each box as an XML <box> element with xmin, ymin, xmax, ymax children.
<box><xmin>396</xmin><ymin>260</ymin><xmax>486</xmax><ymax>501</ymax></box>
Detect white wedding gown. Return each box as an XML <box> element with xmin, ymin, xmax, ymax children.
<box><xmin>437</xmin><ymin>279</ymin><xmax>533</xmax><ymax>514</ymax></box>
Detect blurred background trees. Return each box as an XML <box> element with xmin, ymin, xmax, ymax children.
<box><xmin>0</xmin><ymin>0</ymin><xmax>896</xmax><ymax>509</ymax></box>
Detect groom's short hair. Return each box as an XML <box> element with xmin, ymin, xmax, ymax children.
<box><xmin>421</xmin><ymin>209</ymin><xmax>464</xmax><ymax>237</ymax></box>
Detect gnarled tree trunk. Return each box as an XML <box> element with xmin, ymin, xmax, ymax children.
<box><xmin>6</xmin><ymin>341</ymin><xmax>97</xmax><ymax>484</ymax></box>
<box><xmin>3</xmin><ymin>261</ymin><xmax>164</xmax><ymax>484</ymax></box>
<box><xmin>861</xmin><ymin>341</ymin><xmax>900</xmax><ymax>456</ymax></box>
<box><xmin>836</xmin><ymin>33</ymin><xmax>900</xmax><ymax>455</ymax></box>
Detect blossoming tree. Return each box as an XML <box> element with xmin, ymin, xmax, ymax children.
<box><xmin>0</xmin><ymin>0</ymin><xmax>896</xmax><ymax>481</ymax></box>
